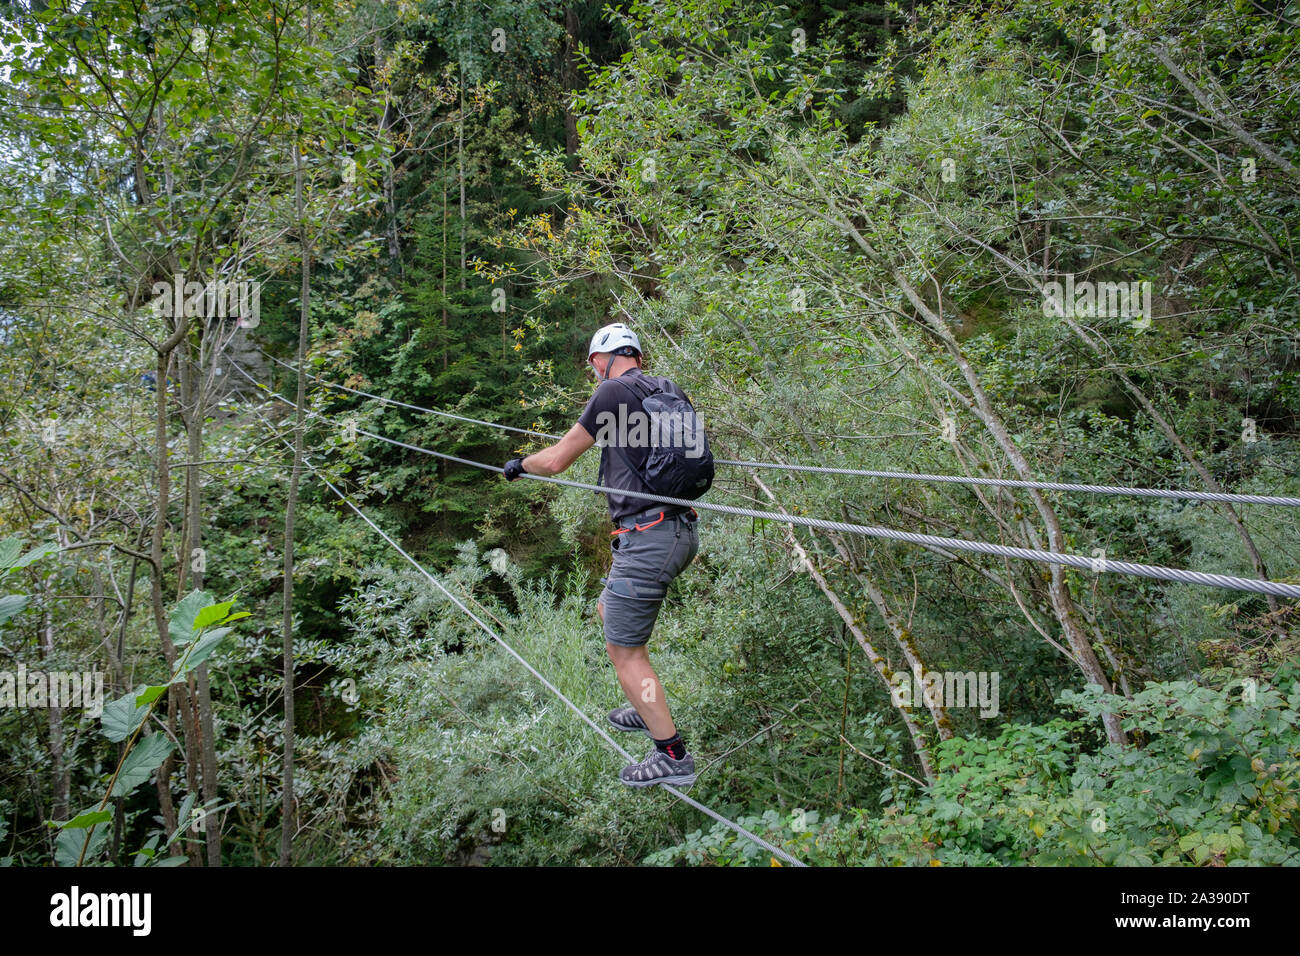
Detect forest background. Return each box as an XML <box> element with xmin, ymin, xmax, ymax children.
<box><xmin>1</xmin><ymin>0</ymin><xmax>1297</xmax><ymax>866</ymax></box>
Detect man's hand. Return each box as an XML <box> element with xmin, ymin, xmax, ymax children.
<box><xmin>503</xmin><ymin>457</ymin><xmax>527</xmax><ymax>481</ymax></box>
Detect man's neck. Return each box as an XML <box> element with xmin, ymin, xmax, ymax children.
<box><xmin>605</xmin><ymin>359</ymin><xmax>641</xmax><ymax>380</ymax></box>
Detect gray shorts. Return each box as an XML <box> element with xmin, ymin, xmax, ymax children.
<box><xmin>599</xmin><ymin>510</ymin><xmax>699</xmax><ymax>648</ymax></box>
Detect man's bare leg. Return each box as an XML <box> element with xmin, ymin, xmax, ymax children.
<box><xmin>599</xmin><ymin>598</ymin><xmax>676</xmax><ymax>739</ymax></box>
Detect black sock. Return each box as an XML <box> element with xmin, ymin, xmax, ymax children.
<box><xmin>654</xmin><ymin>733</ymin><xmax>687</xmax><ymax>761</ymax></box>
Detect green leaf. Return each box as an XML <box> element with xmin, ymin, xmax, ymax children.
<box><xmin>59</xmin><ymin>808</ymin><xmax>111</xmax><ymax>830</ymax></box>
<box><xmin>0</xmin><ymin>540</ymin><xmax>57</xmax><ymax>574</ymax></box>
<box><xmin>101</xmin><ymin>685</ymin><xmax>151</xmax><ymax>742</ymax></box>
<box><xmin>192</xmin><ymin>600</ymin><xmax>235</xmax><ymax>631</ymax></box>
<box><xmin>169</xmin><ymin>589</ymin><xmax>213</xmax><ymax>646</ymax></box>
<box><xmin>55</xmin><ymin>823</ymin><xmax>109</xmax><ymax>867</ymax></box>
<box><xmin>133</xmin><ymin>834</ymin><xmax>160</xmax><ymax>867</ymax></box>
<box><xmin>110</xmin><ymin>734</ymin><xmax>173</xmax><ymax>797</ymax></box>
<box><xmin>0</xmin><ymin>594</ymin><xmax>30</xmax><ymax>628</ymax></box>
<box><xmin>163</xmin><ymin>793</ymin><xmax>198</xmax><ymax>853</ymax></box>
<box><xmin>0</xmin><ymin>537</ymin><xmax>20</xmax><ymax>571</ymax></box>
<box><xmin>135</xmin><ymin>685</ymin><xmax>167</xmax><ymax>708</ymax></box>
<box><xmin>172</xmin><ymin>628</ymin><xmax>231</xmax><ymax>679</ymax></box>
<box><xmin>16</xmin><ymin>543</ymin><xmax>58</xmax><ymax>570</ymax></box>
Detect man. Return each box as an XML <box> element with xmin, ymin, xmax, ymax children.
<box><xmin>502</xmin><ymin>322</ymin><xmax>700</xmax><ymax>788</ymax></box>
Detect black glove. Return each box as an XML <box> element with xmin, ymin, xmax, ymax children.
<box><xmin>503</xmin><ymin>457</ymin><xmax>527</xmax><ymax>481</ymax></box>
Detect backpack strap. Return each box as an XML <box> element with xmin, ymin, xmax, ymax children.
<box><xmin>597</xmin><ymin>374</ymin><xmax>660</xmax><ymax>492</ymax></box>
<box><xmin>611</xmin><ymin>372</ymin><xmax>662</xmax><ymax>403</ymax></box>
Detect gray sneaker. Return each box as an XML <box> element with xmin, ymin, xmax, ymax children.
<box><xmin>608</xmin><ymin>706</ymin><xmax>650</xmax><ymax>735</ymax></box>
<box><xmin>619</xmin><ymin>748</ymin><xmax>696</xmax><ymax>788</ymax></box>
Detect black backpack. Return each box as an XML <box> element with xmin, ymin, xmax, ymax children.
<box><xmin>597</xmin><ymin>374</ymin><xmax>714</xmax><ymax>501</ymax></box>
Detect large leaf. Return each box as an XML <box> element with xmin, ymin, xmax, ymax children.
<box><xmin>168</xmin><ymin>589</ymin><xmax>213</xmax><ymax>646</ymax></box>
<box><xmin>110</xmin><ymin>733</ymin><xmax>174</xmax><ymax>797</ymax></box>
<box><xmin>0</xmin><ymin>594</ymin><xmax>30</xmax><ymax>628</ymax></box>
<box><xmin>173</xmin><ymin>628</ymin><xmax>231</xmax><ymax>678</ymax></box>
<box><xmin>58</xmin><ymin>808</ymin><xmax>111</xmax><ymax>830</ymax></box>
<box><xmin>0</xmin><ymin>537</ymin><xmax>21</xmax><ymax>572</ymax></box>
<box><xmin>135</xmin><ymin>684</ymin><xmax>168</xmax><ymax>708</ymax></box>
<box><xmin>192</xmin><ymin>600</ymin><xmax>235</xmax><ymax>631</ymax></box>
<box><xmin>12</xmin><ymin>541</ymin><xmax>56</xmax><ymax>572</ymax></box>
<box><xmin>101</xmin><ymin>685</ymin><xmax>150</xmax><ymax>742</ymax></box>
<box><xmin>171</xmin><ymin>793</ymin><xmax>197</xmax><ymax>842</ymax></box>
<box><xmin>132</xmin><ymin>834</ymin><xmax>162</xmax><ymax>868</ymax></box>
<box><xmin>0</xmin><ymin>538</ymin><xmax>56</xmax><ymax>575</ymax></box>
<box><xmin>55</xmin><ymin>822</ymin><xmax>109</xmax><ymax>867</ymax></box>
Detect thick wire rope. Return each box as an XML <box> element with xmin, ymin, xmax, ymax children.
<box><xmin>251</xmin><ymin>347</ymin><xmax>1300</xmax><ymax>507</ymax></box>
<box><xmin>230</xmin><ymin>361</ymin><xmax>1300</xmax><ymax>601</ymax></box>
<box><xmin>237</xmin><ymin>379</ymin><xmax>809</xmax><ymax>866</ymax></box>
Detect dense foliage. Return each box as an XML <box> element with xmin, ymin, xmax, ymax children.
<box><xmin>0</xmin><ymin>0</ymin><xmax>1296</xmax><ymax>866</ymax></box>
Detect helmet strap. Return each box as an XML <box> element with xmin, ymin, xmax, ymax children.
<box><xmin>591</xmin><ymin>346</ymin><xmax>639</xmax><ymax>381</ymax></box>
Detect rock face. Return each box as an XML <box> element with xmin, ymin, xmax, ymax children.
<box><xmin>216</xmin><ymin>325</ymin><xmax>270</xmax><ymax>404</ymax></box>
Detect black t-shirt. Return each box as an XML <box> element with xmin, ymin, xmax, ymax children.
<box><xmin>576</xmin><ymin>367</ymin><xmax>693</xmax><ymax>522</ymax></box>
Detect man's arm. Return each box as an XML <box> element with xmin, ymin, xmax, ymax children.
<box><xmin>520</xmin><ymin>421</ymin><xmax>595</xmax><ymax>477</ymax></box>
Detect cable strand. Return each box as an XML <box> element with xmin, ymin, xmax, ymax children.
<box><xmin>249</xmin><ymin>346</ymin><xmax>1300</xmax><ymax>507</ymax></box>
<box><xmin>229</xmin><ymin>361</ymin><xmax>1300</xmax><ymax>601</ymax></box>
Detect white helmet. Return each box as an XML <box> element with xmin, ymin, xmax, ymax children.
<box><xmin>588</xmin><ymin>322</ymin><xmax>641</xmax><ymax>360</ymax></box>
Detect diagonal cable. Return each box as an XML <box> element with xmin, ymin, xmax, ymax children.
<box><xmin>238</xmin><ymin>375</ymin><xmax>809</xmax><ymax>867</ymax></box>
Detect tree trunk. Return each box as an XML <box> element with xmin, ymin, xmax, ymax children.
<box><xmin>42</xmin><ymin>581</ymin><xmax>70</xmax><ymax>823</ymax></box>
<box><xmin>376</xmin><ymin>35</ymin><xmax>401</xmax><ymax>265</ymax></box>
<box><xmin>944</xmin><ymin>220</ymin><xmax>1280</xmax><ymax>614</ymax></box>
<box><xmin>149</xmin><ymin>343</ymin><xmax>199</xmax><ymax>862</ymax></box>
<box><xmin>751</xmin><ymin>474</ymin><xmax>937</xmax><ymax>782</ymax></box>
<box><xmin>562</xmin><ymin>5</ymin><xmax>581</xmax><ymax>161</ymax></box>
<box><xmin>1149</xmin><ymin>43</ymin><xmax>1300</xmax><ymax>185</ymax></box>
<box><xmin>779</xmin><ymin>142</ymin><xmax>1128</xmax><ymax>746</ymax></box>
<box><xmin>178</xmin><ymin>330</ymin><xmax>222</xmax><ymax>866</ymax></box>
<box><xmin>279</xmin><ymin>138</ymin><xmax>313</xmax><ymax>867</ymax></box>
<box><xmin>442</xmin><ymin>153</ymin><xmax>449</xmax><ymax>374</ymax></box>
<box><xmin>458</xmin><ymin>66</ymin><xmax>467</xmax><ymax>295</ymax></box>
<box><xmin>889</xmin><ymin>290</ymin><xmax>1128</xmax><ymax>746</ymax></box>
